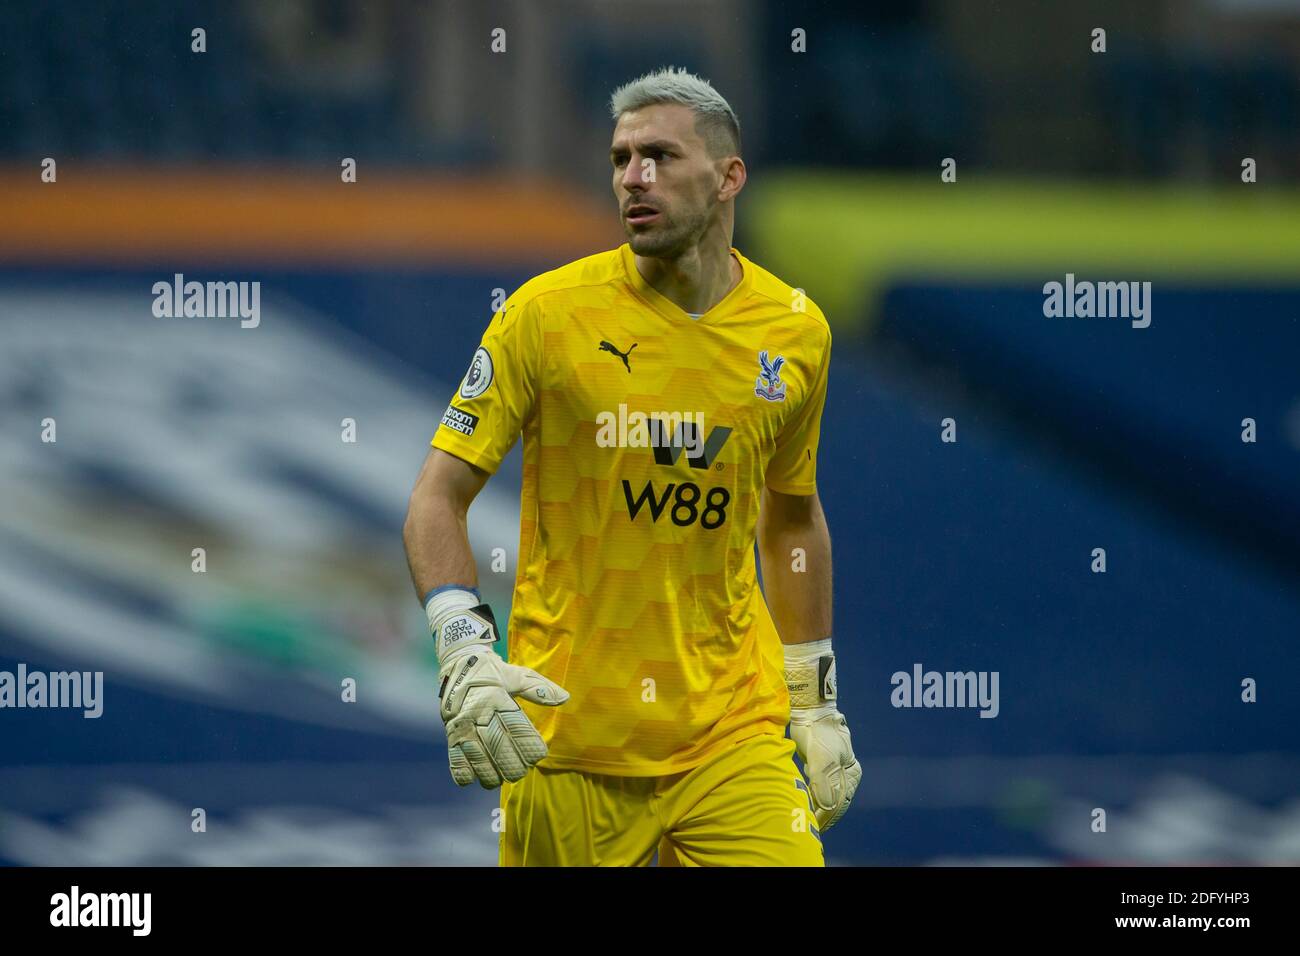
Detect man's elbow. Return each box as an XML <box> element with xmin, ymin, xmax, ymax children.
<box><xmin>403</xmin><ymin>481</ymin><xmax>444</xmax><ymax>550</ymax></box>
<box><xmin>403</xmin><ymin>494</ymin><xmax>423</xmax><ymax>554</ymax></box>
<box><xmin>760</xmin><ymin>487</ymin><xmax>820</xmax><ymax>533</ymax></box>
<box><xmin>404</xmin><ymin>479</ymin><xmax>468</xmax><ymax>549</ymax></box>
<box><xmin>401</xmin><ymin>496</ymin><xmax>422</xmax><ymax>553</ymax></box>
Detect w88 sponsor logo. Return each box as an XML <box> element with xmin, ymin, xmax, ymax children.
<box><xmin>622</xmin><ymin>480</ymin><xmax>730</xmax><ymax>529</ymax></box>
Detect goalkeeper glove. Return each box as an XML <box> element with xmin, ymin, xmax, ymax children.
<box><xmin>785</xmin><ymin>638</ymin><xmax>862</xmax><ymax>830</ymax></box>
<box><xmin>426</xmin><ymin>587</ymin><xmax>569</xmax><ymax>788</ymax></box>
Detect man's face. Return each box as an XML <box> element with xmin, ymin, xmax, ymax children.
<box><xmin>610</xmin><ymin>103</ymin><xmax>725</xmax><ymax>258</ymax></box>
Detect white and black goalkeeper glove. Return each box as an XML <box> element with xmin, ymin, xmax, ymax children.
<box><xmin>426</xmin><ymin>587</ymin><xmax>569</xmax><ymax>789</ymax></box>
<box><xmin>785</xmin><ymin>638</ymin><xmax>862</xmax><ymax>830</ymax></box>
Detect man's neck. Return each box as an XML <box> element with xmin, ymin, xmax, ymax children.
<box><xmin>634</xmin><ymin>242</ymin><xmax>741</xmax><ymax>315</ymax></box>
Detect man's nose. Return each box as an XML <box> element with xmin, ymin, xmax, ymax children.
<box><xmin>622</xmin><ymin>156</ymin><xmax>648</xmax><ymax>190</ymax></box>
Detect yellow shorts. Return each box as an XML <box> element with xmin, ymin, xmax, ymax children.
<box><xmin>499</xmin><ymin>733</ymin><xmax>825</xmax><ymax>866</ymax></box>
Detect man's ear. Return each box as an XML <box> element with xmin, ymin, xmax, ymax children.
<box><xmin>719</xmin><ymin>156</ymin><xmax>746</xmax><ymax>202</ymax></box>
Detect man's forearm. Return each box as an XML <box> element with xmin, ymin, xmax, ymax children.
<box><xmin>403</xmin><ymin>495</ymin><xmax>479</xmax><ymax>602</ymax></box>
<box><xmin>757</xmin><ymin>494</ymin><xmax>833</xmax><ymax>645</ymax></box>
<box><xmin>764</xmin><ymin>495</ymin><xmax>860</xmax><ymax>832</ymax></box>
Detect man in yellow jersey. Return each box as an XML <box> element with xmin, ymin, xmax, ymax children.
<box><xmin>402</xmin><ymin>66</ymin><xmax>861</xmax><ymax>866</ymax></box>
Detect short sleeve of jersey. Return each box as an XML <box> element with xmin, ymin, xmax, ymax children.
<box><xmin>765</xmin><ymin>327</ymin><xmax>831</xmax><ymax>495</ymax></box>
<box><xmin>431</xmin><ymin>297</ymin><xmax>542</xmax><ymax>474</ymax></box>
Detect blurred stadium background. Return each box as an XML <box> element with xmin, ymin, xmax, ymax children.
<box><xmin>1</xmin><ymin>0</ymin><xmax>1298</xmax><ymax>865</ymax></box>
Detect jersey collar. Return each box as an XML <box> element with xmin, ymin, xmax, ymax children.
<box><xmin>619</xmin><ymin>242</ymin><xmax>752</xmax><ymax>324</ymax></box>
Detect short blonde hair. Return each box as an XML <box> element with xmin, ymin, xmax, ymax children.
<box><xmin>609</xmin><ymin>65</ymin><xmax>741</xmax><ymax>157</ymax></box>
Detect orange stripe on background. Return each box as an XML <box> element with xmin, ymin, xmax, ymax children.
<box><xmin>0</xmin><ymin>167</ymin><xmax>623</xmax><ymax>265</ymax></box>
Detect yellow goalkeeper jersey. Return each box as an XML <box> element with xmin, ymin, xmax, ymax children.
<box><xmin>432</xmin><ymin>243</ymin><xmax>832</xmax><ymax>775</ymax></box>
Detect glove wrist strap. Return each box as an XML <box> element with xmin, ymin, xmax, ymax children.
<box><xmin>784</xmin><ymin>637</ymin><xmax>837</xmax><ymax>710</ymax></box>
<box><xmin>426</xmin><ymin>587</ymin><xmax>498</xmax><ymax>664</ymax></box>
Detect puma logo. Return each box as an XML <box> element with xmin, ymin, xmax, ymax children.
<box><xmin>598</xmin><ymin>339</ymin><xmax>637</xmax><ymax>372</ymax></box>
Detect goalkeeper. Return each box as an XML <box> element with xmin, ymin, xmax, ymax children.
<box><xmin>402</xmin><ymin>67</ymin><xmax>860</xmax><ymax>866</ymax></box>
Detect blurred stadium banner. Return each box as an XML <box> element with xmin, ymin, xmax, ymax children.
<box><xmin>0</xmin><ymin>167</ymin><xmax>620</xmax><ymax>266</ymax></box>
<box><xmin>749</xmin><ymin>174</ymin><xmax>1300</xmax><ymax>326</ymax></box>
